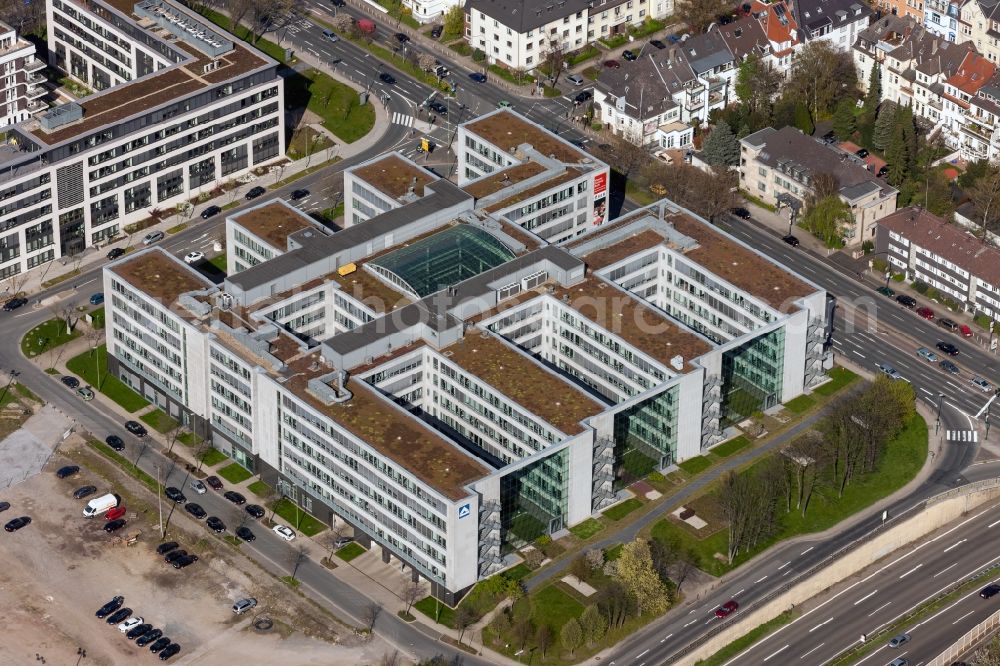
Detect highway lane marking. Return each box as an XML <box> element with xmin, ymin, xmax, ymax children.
<box><xmin>988</xmin><ymin>518</ymin><xmax>1000</xmax><ymax>528</ymax></box>
<box><xmin>853</xmin><ymin>590</ymin><xmax>878</xmax><ymax>605</ymax></box>
<box><xmin>952</xmin><ymin>609</ymin><xmax>976</xmax><ymax>625</ymax></box>
<box><xmin>934</xmin><ymin>562</ymin><xmax>959</xmax><ymax>577</ymax></box>
<box><xmin>800</xmin><ymin>643</ymin><xmax>824</xmax><ymax>659</ymax></box>
<box><xmin>808</xmin><ymin>617</ymin><xmax>834</xmax><ymax>632</ymax></box>
<box><xmin>943</xmin><ymin>538</ymin><xmax>967</xmax><ymax>553</ymax></box>
<box><xmin>734</xmin><ymin>588</ymin><xmax>745</xmax><ymax>596</ymax></box>
<box><xmin>763</xmin><ymin>645</ymin><xmax>789</xmax><ymax>662</ymax></box>
<box><xmin>868</xmin><ymin>601</ymin><xmax>891</xmax><ymax>616</ymax></box>
<box><xmin>778</xmin><ymin>561</ymin><xmax>791</xmax><ymax>570</ymax></box>
<box><xmin>801</xmin><ymin>546</ymin><xmax>814</xmax><ymax>555</ymax></box>
<box><xmin>755</xmin><ymin>575</ymin><xmax>768</xmax><ymax>584</ymax></box>
<box><xmin>636</xmin><ymin>649</ymin><xmax>649</xmax><ymax>658</ymax></box>
<box><xmin>659</xmin><ymin>633</ymin><xmax>673</xmax><ymax>643</ymax></box>
<box><xmin>853</xmin><ymin>646</ymin><xmax>895</xmax><ymax>665</ymax></box>
<box><xmin>918</xmin><ymin>387</ymin><xmax>934</xmax><ymax>398</ymax></box>
<box><xmin>852</xmin><ymin>350</ymin><xmax>865</xmax><ymax>358</ymax></box>
<box><xmin>308</xmin><ymin>48</ymin><xmax>320</xmax><ymax>57</ymax></box>
<box><xmin>683</xmin><ymin>619</ymin><xmax>698</xmax><ymax>627</ymax></box>
<box><xmin>899</xmin><ymin>563</ymin><xmax>923</xmax><ymax>578</ymax></box>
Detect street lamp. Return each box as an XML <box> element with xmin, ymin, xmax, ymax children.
<box><xmin>935</xmin><ymin>392</ymin><xmax>945</xmax><ymax>435</ymax></box>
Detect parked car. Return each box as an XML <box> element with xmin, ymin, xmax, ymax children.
<box><xmin>896</xmin><ymin>294</ymin><xmax>917</xmax><ymax>308</ymax></box>
<box><xmin>603</xmin><ymin>59</ymin><xmax>621</xmax><ymax>68</ymax></box>
<box><xmin>77</xmin><ymin>387</ymin><xmax>95</xmax><ymax>401</ymax></box>
<box><xmin>224</xmin><ymin>491</ymin><xmax>246</xmax><ymax>505</ymax></box>
<box><xmin>245</xmin><ymin>504</ymin><xmax>265</xmax><ymax>519</ymax></box>
<box><xmin>877</xmin><ymin>165</ymin><xmax>890</xmax><ymax>178</ymax></box>
<box><xmin>136</xmin><ymin>628</ymin><xmax>163</xmax><ymax>647</ymax></box>
<box><xmin>917</xmin><ymin>347</ymin><xmax>939</xmax><ymax>362</ymax></box>
<box><xmin>622</xmin><ymin>49</ymin><xmax>637</xmax><ymax>61</ymax></box>
<box><xmin>855</xmin><ymin>148</ymin><xmax>870</xmax><ymax>158</ymax></box>
<box><xmin>2</xmin><ymin>297</ymin><xmax>27</xmax><ymax>311</ymax></box>
<box><xmin>105</xmin><ymin>435</ymin><xmax>125</xmax><ymax>451</ymax></box>
<box><xmin>245</xmin><ymin>186</ymin><xmax>266</xmax><ymax>200</ymax></box>
<box><xmin>273</xmin><ymin>524</ymin><xmax>296</xmax><ymax>541</ymax></box>
<box><xmin>206</xmin><ymin>516</ymin><xmax>226</xmax><ymax>533</ymax></box>
<box><xmin>190</xmin><ymin>479</ymin><xmax>207</xmax><ymax>495</ymax></box>
<box><xmin>567</xmin><ymin>73</ymin><xmax>585</xmax><ymax>85</ymax></box>
<box><xmin>164</xmin><ymin>549</ymin><xmax>187</xmax><ymax>564</ymax></box>
<box><xmin>394</xmin><ymin>32</ymin><xmax>409</xmax><ymax>43</ymax></box>
<box><xmin>118</xmin><ymin>616</ymin><xmax>144</xmax><ymax>634</ymax></box>
<box><xmin>89</xmin><ymin>292</ymin><xmax>104</xmax><ymax>305</ymax></box>
<box><xmin>939</xmin><ymin>318</ymin><xmax>959</xmax><ymax>332</ymax></box>
<box><xmin>164</xmin><ymin>487</ymin><xmax>186</xmax><ymax>503</ymax></box>
<box><xmin>60</xmin><ymin>376</ymin><xmax>80</xmax><ymax>389</ymax></box>
<box><xmin>574</xmin><ymin>90</ymin><xmax>592</xmax><ymax>104</ymax></box>
<box><xmin>84</xmin><ymin>493</ymin><xmax>120</xmax><ymax>518</ymax></box>
<box><xmin>183</xmin><ymin>251</ymin><xmax>204</xmax><ymax>264</ymax></box>
<box><xmin>149</xmin><ymin>637</ymin><xmax>172</xmax><ymax>653</ymax></box>
<box><xmin>125</xmin><ymin>421</ymin><xmax>147</xmax><ymax>437</ymax></box>
<box><xmin>334</xmin><ymin>536</ymin><xmax>354</xmax><ymax>548</ymax></box>
<box><xmin>972</xmin><ymin>376</ymin><xmax>994</xmax><ymax>392</ymax></box>
<box><xmin>200</xmin><ymin>205</ymin><xmax>222</xmax><ymax>220</ymax></box>
<box><xmin>980</xmin><ymin>583</ymin><xmax>1000</xmax><ymax>598</ymax></box>
<box><xmin>876</xmin><ymin>286</ymin><xmax>895</xmax><ymax>297</ymax></box>
<box><xmin>104</xmin><ymin>518</ymin><xmax>127</xmax><ymax>533</ymax></box>
<box><xmin>205</xmin><ymin>476</ymin><xmax>223</xmax><ymax>491</ymax></box>
<box><xmin>378</xmin><ymin>72</ymin><xmax>396</xmax><ymax>85</ymax></box>
<box><xmin>73</xmin><ymin>485</ymin><xmax>98</xmax><ymax>500</ymax></box>
<box><xmin>127</xmin><ymin>623</ymin><xmax>153</xmax><ymax>640</ymax></box>
<box><xmin>156</xmin><ymin>541</ymin><xmax>179</xmax><ymax>555</ymax></box>
<box><xmin>106</xmin><ymin>608</ymin><xmax>132</xmax><ymax>625</ymax></box>
<box><xmin>960</xmin><ymin>324</ymin><xmax>974</xmax><ymax>337</ymax></box>
<box><xmin>649</xmin><ymin>39</ymin><xmax>666</xmax><ymax>49</ymax></box>
<box><xmin>714</xmin><ymin>600</ymin><xmax>739</xmax><ymax>618</ymax></box>
<box><xmin>888</xmin><ymin>633</ymin><xmax>911</xmax><ymax>648</ymax></box>
<box><xmin>232</xmin><ymin>598</ymin><xmax>258</xmax><ymax>615</ymax></box>
<box><xmin>143</xmin><ymin>231</ymin><xmax>164</xmax><ymax>245</ymax></box>
<box><xmin>236</xmin><ymin>526</ymin><xmax>256</xmax><ymax>542</ymax></box>
<box><xmin>782</xmin><ymin>235</ymin><xmax>800</xmax><ymax>247</ymax></box>
<box><xmin>185</xmin><ymin>503</ymin><xmax>207</xmax><ymax>519</ymax></box>
<box><xmin>95</xmin><ymin>596</ymin><xmax>125</xmax><ymax>619</ymax></box>
<box><xmin>917</xmin><ymin>306</ymin><xmax>935</xmax><ymax>320</ymax></box>
<box><xmin>56</xmin><ymin>465</ymin><xmax>80</xmax><ymax>479</ymax></box>
<box><xmin>159</xmin><ymin>643</ymin><xmax>182</xmax><ymax>660</ymax></box>
<box><xmin>0</xmin><ymin>502</ymin><xmax>8</xmax><ymax>513</ymax></box>
<box><xmin>430</xmin><ymin>24</ymin><xmax>443</xmax><ymax>38</ymax></box>
<box><xmin>730</xmin><ymin>207</ymin><xmax>751</xmax><ymax>220</ymax></box>
<box><xmin>173</xmin><ymin>555</ymin><xmax>198</xmax><ymax>569</ymax></box>
<box><xmin>940</xmin><ymin>359</ymin><xmax>960</xmax><ymax>374</ymax></box>
<box><xmin>936</xmin><ymin>341</ymin><xmax>959</xmax><ymax>356</ymax></box>
<box><xmin>107</xmin><ymin>247</ymin><xmax>126</xmax><ymax>260</ymax></box>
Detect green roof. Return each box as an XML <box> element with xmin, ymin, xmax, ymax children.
<box><xmin>368</xmin><ymin>225</ymin><xmax>516</xmax><ymax>297</ymax></box>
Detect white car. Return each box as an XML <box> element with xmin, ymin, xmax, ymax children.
<box><xmin>118</xmin><ymin>616</ymin><xmax>143</xmax><ymax>633</ymax></box>
<box><xmin>272</xmin><ymin>524</ymin><xmax>296</xmax><ymax>541</ymax></box>
<box><xmin>972</xmin><ymin>376</ymin><xmax>994</xmax><ymax>393</ymax></box>
<box><xmin>189</xmin><ymin>479</ymin><xmax>207</xmax><ymax>495</ymax></box>
<box><xmin>184</xmin><ymin>251</ymin><xmax>204</xmax><ymax>264</ymax></box>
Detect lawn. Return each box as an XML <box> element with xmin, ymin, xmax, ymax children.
<box><xmin>695</xmin><ymin>610</ymin><xmax>798</xmax><ymax>666</ymax></box>
<box><xmin>21</xmin><ymin>318</ymin><xmax>81</xmax><ymax>358</ymax></box>
<box><xmin>165</xmin><ymin>223</ymin><xmax>187</xmax><ymax>234</ymax></box>
<box><xmin>208</xmin><ymin>254</ymin><xmax>227</xmax><ymax>273</ymax></box>
<box><xmin>66</xmin><ymin>345</ymin><xmax>149</xmax><ymax>413</ymax></box>
<box><xmin>90</xmin><ymin>307</ymin><xmax>105</xmax><ymax>329</ymax></box>
<box><xmin>194</xmin><ymin>7</ymin><xmax>288</xmax><ymax>63</ymax></box>
<box><xmin>568</xmin><ymin>517</ymin><xmax>604</xmax><ymax>540</ymax></box>
<box><xmin>272</xmin><ymin>497</ymin><xmax>327</xmax><ymax>536</ymax></box>
<box><xmin>604</xmin><ymin>543</ymin><xmax>623</xmax><ymax>560</ymax></box>
<box><xmin>247</xmin><ymin>480</ymin><xmax>271</xmax><ymax>496</ymax></box>
<box><xmin>176</xmin><ymin>431</ymin><xmax>202</xmax><ymax>447</ymax></box>
<box><xmin>783</xmin><ymin>394</ymin><xmax>817</xmax><ymax>414</ymax></box>
<box><xmin>140</xmin><ymin>408</ymin><xmax>178</xmax><ymax>434</ymax></box>
<box><xmin>603</xmin><ymin>498</ymin><xmax>642</xmax><ymax>521</ymax></box>
<box><xmin>336</xmin><ymin>541</ymin><xmax>366</xmax><ymax>561</ymax></box>
<box><xmin>814</xmin><ymin>367</ymin><xmax>859</xmax><ymax>397</ymax></box>
<box><xmin>678</xmin><ymin>455</ymin><xmax>713</xmax><ymax>475</ymax></box>
<box><xmin>712</xmin><ymin>436</ymin><xmax>751</xmax><ymax>458</ymax></box>
<box><xmin>217</xmin><ymin>462</ymin><xmax>253</xmax><ymax>484</ymax></box>
<box><xmin>505</xmin><ymin>563</ymin><xmax>532</xmax><ymax>581</ymax></box>
<box><xmin>284</xmin><ymin>69</ymin><xmax>375</xmax><ymax>143</ymax></box>
<box><xmin>199</xmin><ymin>447</ymin><xmax>228</xmax><ymax>467</ymax></box>
<box><xmin>415</xmin><ymin>596</ymin><xmax>455</xmax><ymax>626</ymax></box>
<box><xmin>527</xmin><ymin>584</ymin><xmax>584</xmax><ymax>632</ymax></box>
<box><xmin>286</xmin><ymin>126</ymin><xmax>334</xmax><ymax>160</ymax></box>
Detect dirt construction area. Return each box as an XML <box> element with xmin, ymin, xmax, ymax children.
<box><xmin>0</xmin><ymin>438</ymin><xmax>393</xmax><ymax>666</ymax></box>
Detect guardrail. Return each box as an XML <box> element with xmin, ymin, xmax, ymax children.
<box><xmin>927</xmin><ymin>607</ymin><xmax>1000</xmax><ymax>666</ymax></box>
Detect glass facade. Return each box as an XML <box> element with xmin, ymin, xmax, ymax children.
<box><xmin>720</xmin><ymin>328</ymin><xmax>785</xmax><ymax>426</ymax></box>
<box><xmin>499</xmin><ymin>448</ymin><xmax>568</xmax><ymax>551</ymax></box>
<box><xmin>612</xmin><ymin>384</ymin><xmax>679</xmax><ymax>488</ymax></box>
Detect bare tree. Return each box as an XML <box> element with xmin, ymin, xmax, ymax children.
<box><xmin>967</xmin><ymin>167</ymin><xmax>1000</xmax><ymax>236</ymax></box>
<box><xmin>455</xmin><ymin>605</ymin><xmax>476</xmax><ymax>643</ymax></box>
<box><xmin>362</xmin><ymin>602</ymin><xmax>382</xmax><ymax>636</ymax></box>
<box><xmin>543</xmin><ymin>40</ymin><xmax>566</xmax><ymax>86</ymax></box>
<box><xmin>418</xmin><ymin>53</ymin><xmax>437</xmax><ymax>72</ymax></box>
<box><xmin>401</xmin><ymin>579</ymin><xmax>423</xmax><ymax>616</ymax></box>
<box><xmin>195</xmin><ymin>440</ymin><xmax>215</xmax><ymax>472</ymax></box>
<box><xmin>225</xmin><ymin>0</ymin><xmax>254</xmax><ymax>31</ymax></box>
<box><xmin>535</xmin><ymin>623</ymin><xmax>555</xmax><ymax>657</ymax></box>
<box><xmin>807</xmin><ymin>172</ymin><xmax>841</xmax><ymax>209</ymax></box>
<box><xmin>49</xmin><ymin>303</ymin><xmax>76</xmax><ymax>337</ymax></box>
<box><xmin>287</xmin><ymin>543</ymin><xmax>309</xmax><ymax>581</ymax></box>
<box><xmin>331</xmin><ymin>14</ymin><xmax>355</xmax><ymax>34</ymax></box>
<box><xmin>379</xmin><ymin>651</ymin><xmax>402</xmax><ymax>666</ymax></box>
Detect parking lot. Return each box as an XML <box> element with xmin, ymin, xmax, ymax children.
<box><xmin>0</xmin><ymin>438</ymin><xmax>390</xmax><ymax>665</ymax></box>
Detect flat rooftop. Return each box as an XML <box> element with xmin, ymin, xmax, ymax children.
<box><xmin>461</xmin><ymin>162</ymin><xmax>547</xmax><ymax>199</ymax></box>
<box><xmin>26</xmin><ymin>0</ymin><xmax>269</xmax><ymax>146</ymax></box>
<box><xmin>465</xmin><ymin>110</ymin><xmax>587</xmax><ymax>164</ymax></box>
<box><xmin>443</xmin><ymin>333</ymin><xmax>606</xmax><ymax>436</ymax></box>
<box><xmin>231</xmin><ymin>201</ymin><xmax>313</xmax><ymax>251</ymax></box>
<box><xmin>582</xmin><ymin>229</ymin><xmax>667</xmax><ymax>270</ymax></box>
<box><xmin>110</xmin><ymin>249</ymin><xmax>214</xmax><ymax>304</ymax></box>
<box><xmin>668</xmin><ymin>213</ymin><xmax>815</xmax><ymax>310</ymax></box>
<box><xmin>329</xmin><ymin>265</ymin><xmax>411</xmax><ymax>314</ymax></box>
<box><xmin>351</xmin><ymin>154</ymin><xmax>437</xmax><ymax>200</ymax></box>
<box><xmin>550</xmin><ymin>276</ymin><xmax>712</xmax><ymax>372</ymax></box>
<box><xmin>485</xmin><ymin>169</ymin><xmax>583</xmax><ymax>214</ymax></box>
<box><xmin>284</xmin><ymin>355</ymin><xmax>488</xmax><ymax>501</ymax></box>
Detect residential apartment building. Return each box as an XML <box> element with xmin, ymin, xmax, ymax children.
<box><xmin>740</xmin><ymin>126</ymin><xmax>899</xmax><ymax>245</ymax></box>
<box><xmin>794</xmin><ymin>0</ymin><xmax>873</xmax><ymax>51</ymax></box>
<box><xmin>924</xmin><ymin>0</ymin><xmax>967</xmax><ymax>41</ymax></box>
<box><xmin>961</xmin><ymin>71</ymin><xmax>1000</xmax><ymax>159</ymax></box>
<box><xmin>464</xmin><ymin>0</ymin><xmax>672</xmax><ymax>71</ymax></box>
<box><xmin>959</xmin><ymin>0</ymin><xmax>1000</xmax><ymax>63</ymax></box>
<box><xmin>877</xmin><ymin>206</ymin><xmax>1000</xmax><ymax>321</ymax></box>
<box><xmin>401</xmin><ymin>0</ymin><xmax>461</xmax><ymax>24</ymax></box>
<box><xmin>0</xmin><ymin>22</ymin><xmax>45</xmax><ymax>128</ymax></box>
<box><xmin>0</xmin><ymin>0</ymin><xmax>284</xmax><ymax>282</ymax></box>
<box><xmin>104</xmin><ymin>116</ymin><xmax>830</xmax><ymax>602</ymax></box>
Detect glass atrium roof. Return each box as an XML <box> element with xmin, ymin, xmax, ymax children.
<box><xmin>368</xmin><ymin>225</ymin><xmax>516</xmax><ymax>297</ymax></box>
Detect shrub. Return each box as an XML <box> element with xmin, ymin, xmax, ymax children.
<box><xmin>872</xmin><ymin>258</ymin><xmax>888</xmax><ymax>273</ymax></box>
<box><xmin>472</xmin><ymin>49</ymin><xmax>486</xmax><ymax>62</ymax></box>
<box><xmin>523</xmin><ymin>548</ymin><xmax>545</xmax><ymax>569</ymax></box>
<box><xmin>585</xmin><ymin>548</ymin><xmax>604</xmax><ymax>571</ymax></box>
<box><xmin>913</xmin><ymin>280</ymin><xmax>929</xmax><ymax>294</ymax></box>
<box><xmin>891</xmin><ymin>273</ymin><xmax>905</xmax><ymax>283</ymax></box>
<box><xmin>861</xmin><ymin>240</ymin><xmax>874</xmax><ymax>254</ymax></box>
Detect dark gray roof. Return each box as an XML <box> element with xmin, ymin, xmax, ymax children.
<box><xmin>595</xmin><ymin>52</ymin><xmax>687</xmax><ymax>120</ymax></box>
<box><xmin>794</xmin><ymin>0</ymin><xmax>871</xmax><ymax>37</ymax></box>
<box><xmin>466</xmin><ymin>0</ymin><xmax>591</xmax><ymax>34</ymax></box>
<box><xmin>684</xmin><ymin>30</ymin><xmax>735</xmax><ymax>75</ymax></box>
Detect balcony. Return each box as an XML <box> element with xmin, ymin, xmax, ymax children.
<box><xmin>962</xmin><ymin>122</ymin><xmax>991</xmax><ymax>142</ymax></box>
<box><xmin>26</xmin><ymin>72</ymin><xmax>45</xmax><ymax>86</ymax></box>
<box><xmin>25</xmin><ymin>85</ymin><xmax>45</xmax><ymax>100</ymax></box>
<box><xmin>23</xmin><ymin>58</ymin><xmax>44</xmax><ymax>74</ymax></box>
<box><xmin>26</xmin><ymin>99</ymin><xmax>46</xmax><ymax>114</ymax></box>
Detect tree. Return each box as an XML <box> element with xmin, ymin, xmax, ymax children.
<box><xmin>718</xmin><ymin>468</ymin><xmax>779</xmax><ymax>564</ymax></box>
<box><xmin>959</xmin><ymin>159</ymin><xmax>991</xmax><ymax>188</ymax></box>
<box><xmin>455</xmin><ymin>605</ymin><xmax>476</xmax><ymax>643</ymax></box>
<box><xmin>543</xmin><ymin>40</ymin><xmax>566</xmax><ymax>85</ymax></box>
<box><xmin>442</xmin><ymin>4</ymin><xmax>464</xmax><ymax>38</ymax></box>
<box><xmin>735</xmin><ymin>55</ymin><xmax>782</xmax><ymax>119</ymax></box>
<box><xmin>872</xmin><ymin>101</ymin><xmax>898</xmax><ymax>152</ymax></box>
<box><xmin>535</xmin><ymin>624</ymin><xmax>555</xmax><ymax>657</ymax></box>
<box><xmin>585</xmin><ymin>548</ymin><xmax>604</xmax><ymax>572</ymax></box>
<box><xmin>807</xmin><ymin>172</ymin><xmax>840</xmax><ymax>208</ymax></box>
<box><xmin>773</xmin><ymin>97</ymin><xmax>797</xmax><ymax>131</ymax></box>
<box><xmin>401</xmin><ymin>579</ymin><xmax>422</xmax><ymax>616</ymax></box>
<box><xmin>801</xmin><ymin>195</ymin><xmax>852</xmax><ymax>248</ymax></box>
<box><xmin>287</xmin><ymin>544</ymin><xmax>309</xmax><ymax>581</ymax></box>
<box><xmin>674</xmin><ymin>0</ymin><xmax>732</xmax><ymax>32</ymax></box>
<box><xmin>788</xmin><ymin>42</ymin><xmax>858</xmax><ymax>120</ymax></box>
<box><xmin>579</xmin><ymin>604</ymin><xmax>607</xmax><ymax>646</ymax></box>
<box><xmin>511</xmin><ymin>616</ymin><xmax>533</xmax><ymax>650</ymax></box>
<box><xmin>560</xmin><ymin>617</ymin><xmax>583</xmax><ymax>656</ymax></box>
<box><xmin>702</xmin><ymin>121</ymin><xmax>739</xmax><ymax>166</ymax></box>
<box><xmin>617</xmin><ymin>538</ymin><xmax>670</xmax><ymax>615</ymax></box>
<box><xmin>967</xmin><ymin>166</ymin><xmax>1000</xmax><ymax>236</ymax></box>
<box><xmin>379</xmin><ymin>651</ymin><xmax>402</xmax><ymax>666</ymax></box>
<box><xmin>793</xmin><ymin>101</ymin><xmax>814</xmax><ymax>135</ymax></box>
<box><xmin>832</xmin><ymin>98</ymin><xmax>857</xmax><ymax>140</ymax></box>
<box><xmin>863</xmin><ymin>61</ymin><xmax>882</xmax><ymax>116</ymax></box>
<box><xmin>597</xmin><ymin>581</ymin><xmax>633</xmax><ymax>629</ymax></box>
<box><xmin>598</xmin><ymin>139</ymin><xmax>649</xmax><ymax>177</ymax></box>
<box><xmin>417</xmin><ymin>53</ymin><xmax>437</xmax><ymax>72</ymax></box>
<box><xmin>570</xmin><ymin>554</ymin><xmax>591</xmax><ymax>582</ymax></box>
<box><xmin>362</xmin><ymin>602</ymin><xmax>382</xmax><ymax>635</ymax></box>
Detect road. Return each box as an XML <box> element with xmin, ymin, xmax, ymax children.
<box><xmin>720</xmin><ymin>500</ymin><xmax>1000</xmax><ymax>666</ymax></box>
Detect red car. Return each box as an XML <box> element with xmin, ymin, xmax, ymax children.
<box><xmin>715</xmin><ymin>600</ymin><xmax>739</xmax><ymax>618</ymax></box>
<box><xmin>960</xmin><ymin>324</ymin><xmax>973</xmax><ymax>337</ymax></box>
<box><xmin>603</xmin><ymin>60</ymin><xmax>621</xmax><ymax>68</ymax></box>
<box><xmin>105</xmin><ymin>506</ymin><xmax>126</xmax><ymax>521</ymax></box>
<box><xmin>917</xmin><ymin>306</ymin><xmax>935</xmax><ymax>320</ymax></box>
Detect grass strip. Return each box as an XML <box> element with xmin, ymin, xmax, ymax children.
<box><xmin>694</xmin><ymin>610</ymin><xmax>798</xmax><ymax>666</ymax></box>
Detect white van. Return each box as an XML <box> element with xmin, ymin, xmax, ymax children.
<box><xmin>83</xmin><ymin>493</ymin><xmax>120</xmax><ymax>518</ymax></box>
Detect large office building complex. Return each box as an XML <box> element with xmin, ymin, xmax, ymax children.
<box><xmin>104</xmin><ymin>111</ymin><xmax>829</xmax><ymax>602</ymax></box>
<box><xmin>0</xmin><ymin>0</ymin><xmax>283</xmax><ymax>281</ymax></box>
<box><xmin>0</xmin><ymin>21</ymin><xmax>45</xmax><ymax>128</ymax></box>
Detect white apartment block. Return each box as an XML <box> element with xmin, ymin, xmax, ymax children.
<box><xmin>103</xmin><ymin>131</ymin><xmax>830</xmax><ymax>602</ymax></box>
<box><xmin>0</xmin><ymin>22</ymin><xmax>45</xmax><ymax>128</ymax></box>
<box><xmin>796</xmin><ymin>0</ymin><xmax>873</xmax><ymax>51</ymax></box>
<box><xmin>0</xmin><ymin>0</ymin><xmax>283</xmax><ymax>282</ymax></box>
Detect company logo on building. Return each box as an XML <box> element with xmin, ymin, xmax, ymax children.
<box><xmin>458</xmin><ymin>503</ymin><xmax>471</xmax><ymax>519</ymax></box>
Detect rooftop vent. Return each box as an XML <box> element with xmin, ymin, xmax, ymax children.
<box><xmin>670</xmin><ymin>355</ymin><xmax>684</xmax><ymax>371</ymax></box>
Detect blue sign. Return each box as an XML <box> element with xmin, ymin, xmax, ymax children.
<box><xmin>458</xmin><ymin>503</ymin><xmax>471</xmax><ymax>519</ymax></box>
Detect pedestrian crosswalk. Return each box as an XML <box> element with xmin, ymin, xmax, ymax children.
<box><xmin>392</xmin><ymin>112</ymin><xmax>414</xmax><ymax>127</ymax></box>
<box><xmin>947</xmin><ymin>429</ymin><xmax>979</xmax><ymax>443</ymax></box>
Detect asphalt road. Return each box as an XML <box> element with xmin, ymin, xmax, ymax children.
<box><xmin>720</xmin><ymin>499</ymin><xmax>1000</xmax><ymax>666</ymax></box>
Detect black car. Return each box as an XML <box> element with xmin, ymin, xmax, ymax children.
<box><xmin>245</xmin><ymin>504</ymin><xmax>265</xmax><ymax>519</ymax></box>
<box><xmin>173</xmin><ymin>555</ymin><xmax>199</xmax><ymax>569</ymax></box>
<box><xmin>0</xmin><ymin>502</ymin><xmax>8</xmax><ymax>513</ymax></box>
<box><xmin>981</xmin><ymin>583</ymin><xmax>1000</xmax><ymax>598</ymax></box>
<box><xmin>2</xmin><ymin>297</ymin><xmax>27</xmax><ymax>311</ymax></box>
<box><xmin>877</xmin><ymin>165</ymin><xmax>890</xmax><ymax>178</ymax></box>
<box><xmin>574</xmin><ymin>90</ymin><xmax>592</xmax><ymax>104</ymax></box>
<box><xmin>73</xmin><ymin>485</ymin><xmax>97</xmax><ymax>500</ymax></box>
<box><xmin>56</xmin><ymin>465</ymin><xmax>80</xmax><ymax>479</ymax></box>
<box><xmin>896</xmin><ymin>294</ymin><xmax>917</xmax><ymax>308</ymax></box>
<box><xmin>205</xmin><ymin>476</ymin><xmax>223</xmax><ymax>491</ymax></box>
<box><xmin>156</xmin><ymin>541</ymin><xmax>180</xmax><ymax>555</ymax></box>
<box><xmin>206</xmin><ymin>516</ymin><xmax>226</xmax><ymax>533</ymax></box>
<box><xmin>107</xmin><ymin>247</ymin><xmax>126</xmax><ymax>261</ymax></box>
<box><xmin>136</xmin><ymin>629</ymin><xmax>163</xmax><ymax>647</ymax></box>
<box><xmin>782</xmin><ymin>235</ymin><xmax>800</xmax><ymax>247</ymax></box>
<box><xmin>245</xmin><ymin>186</ymin><xmax>266</xmax><ymax>200</ymax></box>
<box><xmin>468</xmin><ymin>72</ymin><xmax>487</xmax><ymax>83</ymax></box>
<box><xmin>124</xmin><ymin>421</ymin><xmax>147</xmax><ymax>437</ymax></box>
<box><xmin>622</xmin><ymin>49</ymin><xmax>637</xmax><ymax>61</ymax></box>
<box><xmin>936</xmin><ymin>341</ymin><xmax>960</xmax><ymax>356</ymax></box>
<box><xmin>731</xmin><ymin>207</ymin><xmax>751</xmax><ymax>220</ymax></box>
<box><xmin>164</xmin><ymin>487</ymin><xmax>186</xmax><ymax>504</ymax></box>
<box><xmin>430</xmin><ymin>24</ymin><xmax>443</xmax><ymax>38</ymax></box>
<box><xmin>95</xmin><ymin>596</ymin><xmax>124</xmax><ymax>619</ymax></box>
<box><xmin>394</xmin><ymin>32</ymin><xmax>409</xmax><ymax>43</ymax></box>
<box><xmin>719</xmin><ymin>14</ymin><xmax>733</xmax><ymax>24</ymax></box>
<box><xmin>60</xmin><ymin>376</ymin><xmax>80</xmax><ymax>389</ymax></box>
<box><xmin>331</xmin><ymin>0</ymin><xmax>346</xmax><ymax>5</ymax></box>
<box><xmin>164</xmin><ymin>549</ymin><xmax>188</xmax><ymax>564</ymax></box>
<box><xmin>127</xmin><ymin>623</ymin><xmax>153</xmax><ymax>640</ymax></box>
<box><xmin>159</xmin><ymin>643</ymin><xmax>182</xmax><ymax>661</ymax></box>
<box><xmin>291</xmin><ymin>189</ymin><xmax>310</xmax><ymax>200</ymax></box>
<box><xmin>105</xmin><ymin>435</ymin><xmax>125</xmax><ymax>451</ymax></box>
<box><xmin>185</xmin><ymin>503</ymin><xmax>207</xmax><ymax>519</ymax></box>
<box><xmin>821</xmin><ymin>130</ymin><xmax>836</xmax><ymax>144</ymax></box>
<box><xmin>5</xmin><ymin>516</ymin><xmax>30</xmax><ymax>532</ymax></box>
<box><xmin>855</xmin><ymin>147</ymin><xmax>869</xmax><ymax>158</ymax></box>
<box><xmin>236</xmin><ymin>526</ymin><xmax>256</xmax><ymax>542</ymax></box>
<box><xmin>940</xmin><ymin>359</ymin><xmax>960</xmax><ymax>374</ymax></box>
<box><xmin>224</xmin><ymin>491</ymin><xmax>246</xmax><ymax>505</ymax></box>
<box><xmin>104</xmin><ymin>518</ymin><xmax>127</xmax><ymax>533</ymax></box>
<box><xmin>428</xmin><ymin>101</ymin><xmax>447</xmax><ymax>115</ymax></box>
<box><xmin>378</xmin><ymin>72</ymin><xmax>396</xmax><ymax>85</ymax></box>
<box><xmin>649</xmin><ymin>39</ymin><xmax>666</xmax><ymax>49</ymax></box>
<box><xmin>200</xmin><ymin>205</ymin><xmax>222</xmax><ymax>220</ymax></box>
<box><xmin>106</xmin><ymin>608</ymin><xmax>132</xmax><ymax>625</ymax></box>
<box><xmin>149</xmin><ymin>637</ymin><xmax>172</xmax><ymax>654</ymax></box>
